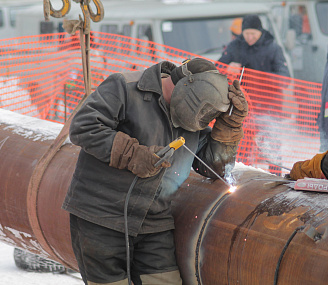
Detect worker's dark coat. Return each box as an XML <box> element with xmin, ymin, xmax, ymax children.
<box><xmin>62</xmin><ymin>61</ymin><xmax>237</xmax><ymax>236</ymax></box>
<box><xmin>219</xmin><ymin>30</ymin><xmax>290</xmax><ymax>77</ymax></box>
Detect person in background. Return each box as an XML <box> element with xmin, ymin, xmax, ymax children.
<box><xmin>218</xmin><ymin>14</ymin><xmax>290</xmax><ymax>176</ymax></box>
<box><xmin>290</xmin><ymin>151</ymin><xmax>328</xmax><ymax>180</ymax></box>
<box><xmin>218</xmin><ymin>14</ymin><xmax>290</xmax><ymax>77</ymax></box>
<box><xmin>62</xmin><ymin>58</ymin><xmax>248</xmax><ymax>285</ymax></box>
<box><xmin>230</xmin><ymin>18</ymin><xmax>242</xmax><ymax>40</ymax></box>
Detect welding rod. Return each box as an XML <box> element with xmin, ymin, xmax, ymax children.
<box><xmin>265</xmin><ymin>160</ymin><xmax>292</xmax><ymax>171</ymax></box>
<box><xmin>229</xmin><ymin>66</ymin><xmax>245</xmax><ymax>116</ymax></box>
<box><xmin>182</xmin><ymin>144</ymin><xmax>231</xmax><ymax>188</ymax></box>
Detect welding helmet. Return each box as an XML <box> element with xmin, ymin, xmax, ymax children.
<box><xmin>170</xmin><ymin>59</ymin><xmax>230</xmax><ymax>132</ymax></box>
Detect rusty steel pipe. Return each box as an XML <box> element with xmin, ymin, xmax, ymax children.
<box><xmin>173</xmin><ymin>169</ymin><xmax>328</xmax><ymax>284</ymax></box>
<box><xmin>1</xmin><ymin>109</ymin><xmax>328</xmax><ymax>284</ymax></box>
<box><xmin>0</xmin><ymin>109</ymin><xmax>79</xmax><ymax>270</ymax></box>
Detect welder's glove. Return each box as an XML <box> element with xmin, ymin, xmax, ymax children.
<box><xmin>109</xmin><ymin>132</ymin><xmax>171</xmax><ymax>178</ymax></box>
<box><xmin>211</xmin><ymin>80</ymin><xmax>248</xmax><ymax>144</ymax></box>
<box><xmin>290</xmin><ymin>151</ymin><xmax>328</xmax><ymax>180</ymax></box>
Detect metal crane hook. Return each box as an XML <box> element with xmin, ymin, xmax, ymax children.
<box><xmin>87</xmin><ymin>0</ymin><xmax>104</xmax><ymax>23</ymax></box>
<box><xmin>43</xmin><ymin>0</ymin><xmax>71</xmax><ymax>21</ymax></box>
<box><xmin>73</xmin><ymin>0</ymin><xmax>104</xmax><ymax>33</ymax></box>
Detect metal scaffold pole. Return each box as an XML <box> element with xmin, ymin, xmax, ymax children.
<box><xmin>25</xmin><ymin>1</ymin><xmax>104</xmax><ymax>266</ymax></box>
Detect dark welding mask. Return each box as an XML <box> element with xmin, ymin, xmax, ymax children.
<box><xmin>170</xmin><ymin>70</ymin><xmax>230</xmax><ymax>132</ymax></box>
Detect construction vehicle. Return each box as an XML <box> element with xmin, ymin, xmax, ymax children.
<box><xmin>93</xmin><ymin>1</ymin><xmax>294</xmax><ymax>76</ymax></box>
<box><xmin>12</xmin><ymin>1</ymin><xmax>294</xmax><ymax>77</ymax></box>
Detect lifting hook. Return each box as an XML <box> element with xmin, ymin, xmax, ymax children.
<box><xmin>43</xmin><ymin>0</ymin><xmax>71</xmax><ymax>21</ymax></box>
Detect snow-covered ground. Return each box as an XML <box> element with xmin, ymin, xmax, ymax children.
<box><xmin>0</xmin><ymin>242</ymin><xmax>83</xmax><ymax>284</ymax></box>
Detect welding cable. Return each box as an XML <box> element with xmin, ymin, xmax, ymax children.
<box><xmin>273</xmin><ymin>225</ymin><xmax>305</xmax><ymax>285</ymax></box>
<box><xmin>123</xmin><ymin>138</ymin><xmax>184</xmax><ymax>284</ymax></box>
<box><xmin>124</xmin><ymin>175</ymin><xmax>139</xmax><ymax>285</ymax></box>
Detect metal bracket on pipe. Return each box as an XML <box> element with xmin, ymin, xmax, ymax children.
<box><xmin>302</xmin><ymin>225</ymin><xmax>323</xmax><ymax>242</ymax></box>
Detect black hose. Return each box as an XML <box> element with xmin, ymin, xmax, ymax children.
<box><xmin>274</xmin><ymin>226</ymin><xmax>305</xmax><ymax>285</ymax></box>
<box><xmin>124</xmin><ymin>175</ymin><xmax>139</xmax><ymax>285</ymax></box>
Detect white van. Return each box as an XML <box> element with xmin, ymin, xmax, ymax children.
<box><xmin>0</xmin><ymin>0</ymin><xmax>41</xmax><ymax>40</ymax></box>
<box><xmin>12</xmin><ymin>1</ymin><xmax>293</xmax><ymax>77</ymax></box>
<box><xmin>270</xmin><ymin>1</ymin><xmax>328</xmax><ymax>83</ymax></box>
<box><xmin>94</xmin><ymin>1</ymin><xmax>293</xmax><ymax>76</ymax></box>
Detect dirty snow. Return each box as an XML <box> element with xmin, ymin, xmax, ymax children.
<box><xmin>0</xmin><ymin>242</ymin><xmax>83</xmax><ymax>284</ymax></box>
<box><xmin>0</xmin><ymin>108</ymin><xmax>70</xmax><ymax>143</ymax></box>
<box><xmin>0</xmin><ymin>76</ymin><xmax>40</xmax><ymax>117</ymax></box>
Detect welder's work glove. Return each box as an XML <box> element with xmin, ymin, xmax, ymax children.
<box><xmin>211</xmin><ymin>80</ymin><xmax>248</xmax><ymax>144</ymax></box>
<box><xmin>290</xmin><ymin>151</ymin><xmax>328</xmax><ymax>180</ymax></box>
<box><xmin>109</xmin><ymin>132</ymin><xmax>171</xmax><ymax>178</ymax></box>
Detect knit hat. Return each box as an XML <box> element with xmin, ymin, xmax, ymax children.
<box><xmin>170</xmin><ymin>58</ymin><xmax>217</xmax><ymax>85</ymax></box>
<box><xmin>242</xmin><ymin>15</ymin><xmax>263</xmax><ymax>31</ymax></box>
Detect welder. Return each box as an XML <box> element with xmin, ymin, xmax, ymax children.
<box><xmin>62</xmin><ymin>58</ymin><xmax>248</xmax><ymax>285</ymax></box>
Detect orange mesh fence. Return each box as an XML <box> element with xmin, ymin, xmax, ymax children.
<box><xmin>216</xmin><ymin>66</ymin><xmax>322</xmax><ymax>176</ymax></box>
<box><xmin>0</xmin><ymin>32</ymin><xmax>323</xmax><ymax>176</ymax></box>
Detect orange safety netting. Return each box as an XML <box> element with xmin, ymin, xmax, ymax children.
<box><xmin>0</xmin><ymin>32</ymin><xmax>322</xmax><ymax>176</ymax></box>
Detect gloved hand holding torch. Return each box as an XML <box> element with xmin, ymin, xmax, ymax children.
<box><xmin>109</xmin><ymin>132</ymin><xmax>171</xmax><ymax>178</ymax></box>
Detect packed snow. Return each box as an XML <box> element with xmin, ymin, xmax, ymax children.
<box><xmin>0</xmin><ymin>108</ymin><xmax>71</xmax><ymax>143</ymax></box>
<box><xmin>0</xmin><ymin>242</ymin><xmax>83</xmax><ymax>284</ymax></box>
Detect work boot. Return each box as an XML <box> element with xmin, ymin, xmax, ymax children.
<box><xmin>140</xmin><ymin>270</ymin><xmax>182</xmax><ymax>285</ymax></box>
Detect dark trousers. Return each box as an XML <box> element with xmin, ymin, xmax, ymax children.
<box><xmin>70</xmin><ymin>214</ymin><xmax>180</xmax><ymax>284</ymax></box>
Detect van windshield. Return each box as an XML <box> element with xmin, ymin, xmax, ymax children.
<box><xmin>10</xmin><ymin>6</ymin><xmax>36</xmax><ymax>27</ymax></box>
<box><xmin>316</xmin><ymin>2</ymin><xmax>328</xmax><ymax>35</ymax></box>
<box><xmin>161</xmin><ymin>15</ymin><xmax>273</xmax><ymax>56</ymax></box>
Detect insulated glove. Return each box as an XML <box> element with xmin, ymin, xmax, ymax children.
<box><xmin>109</xmin><ymin>132</ymin><xmax>171</xmax><ymax>178</ymax></box>
<box><xmin>290</xmin><ymin>151</ymin><xmax>328</xmax><ymax>180</ymax></box>
<box><xmin>211</xmin><ymin>80</ymin><xmax>248</xmax><ymax>143</ymax></box>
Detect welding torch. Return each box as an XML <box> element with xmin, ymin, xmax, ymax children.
<box><xmin>154</xmin><ymin>137</ymin><xmax>185</xmax><ymax>167</ymax></box>
<box><xmin>154</xmin><ymin>137</ymin><xmax>235</xmax><ymax>195</ymax></box>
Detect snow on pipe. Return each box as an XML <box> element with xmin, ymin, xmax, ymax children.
<box><xmin>0</xmin><ymin>109</ymin><xmax>328</xmax><ymax>284</ymax></box>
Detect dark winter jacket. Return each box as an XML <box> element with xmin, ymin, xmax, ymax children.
<box><xmin>219</xmin><ymin>30</ymin><xmax>290</xmax><ymax>77</ymax></box>
<box><xmin>62</xmin><ymin>61</ymin><xmax>238</xmax><ymax>237</ymax></box>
